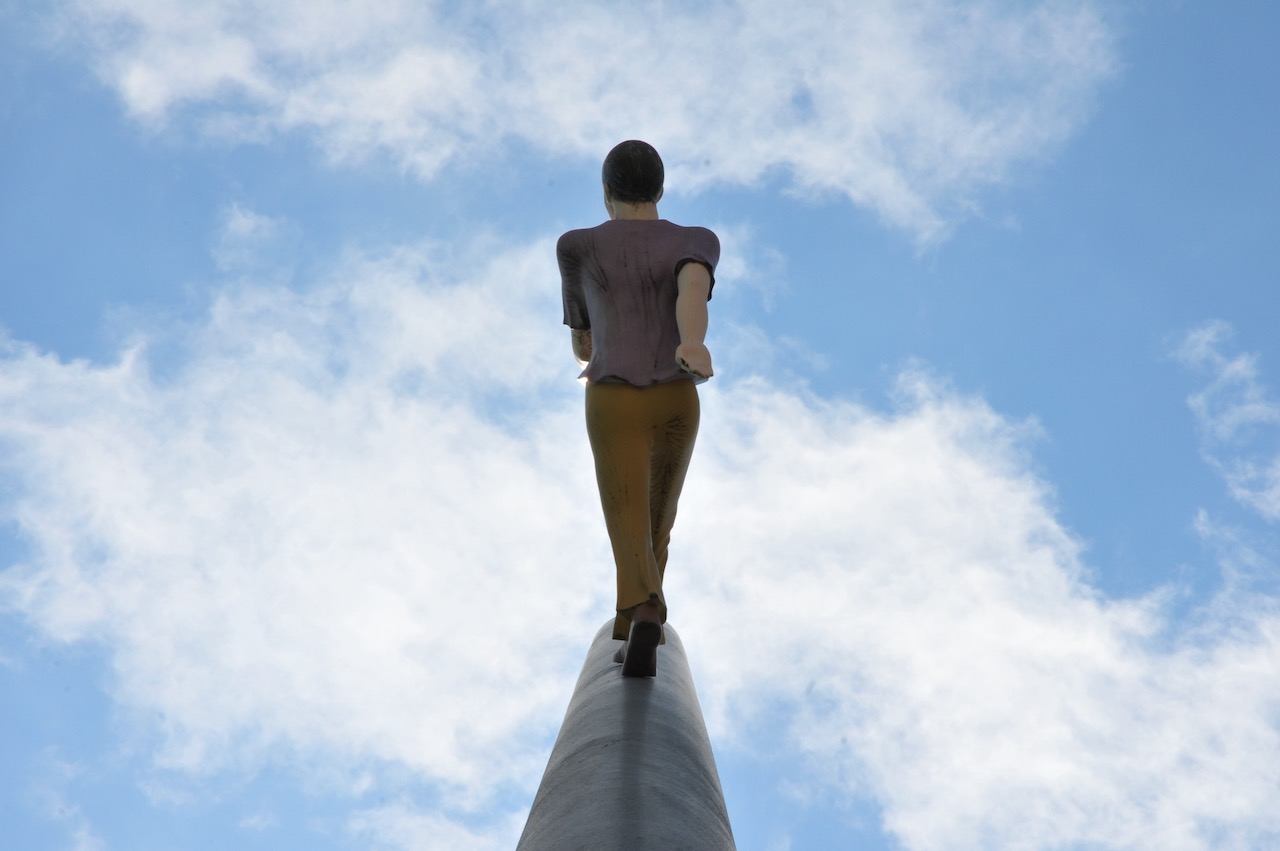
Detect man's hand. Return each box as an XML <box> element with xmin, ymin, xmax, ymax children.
<box><xmin>676</xmin><ymin>342</ymin><xmax>713</xmax><ymax>379</ymax></box>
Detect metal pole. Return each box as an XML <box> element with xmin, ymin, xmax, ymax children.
<box><xmin>517</xmin><ymin>621</ymin><xmax>736</xmax><ymax>851</ymax></box>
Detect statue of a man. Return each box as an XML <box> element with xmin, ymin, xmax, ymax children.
<box><xmin>558</xmin><ymin>140</ymin><xmax>719</xmax><ymax>677</ymax></box>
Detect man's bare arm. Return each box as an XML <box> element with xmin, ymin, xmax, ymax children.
<box><xmin>675</xmin><ymin>262</ymin><xmax>712</xmax><ymax>378</ymax></box>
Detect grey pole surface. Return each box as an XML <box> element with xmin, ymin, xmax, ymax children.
<box><xmin>517</xmin><ymin>621</ymin><xmax>736</xmax><ymax>851</ymax></box>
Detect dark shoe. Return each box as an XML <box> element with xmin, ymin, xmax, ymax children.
<box><xmin>621</xmin><ymin>618</ymin><xmax>661</xmax><ymax>678</ymax></box>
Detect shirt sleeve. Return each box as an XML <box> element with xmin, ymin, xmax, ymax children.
<box><xmin>557</xmin><ymin>231</ymin><xmax>591</xmax><ymax>329</ymax></box>
<box><xmin>674</xmin><ymin>227</ymin><xmax>720</xmax><ymax>301</ymax></box>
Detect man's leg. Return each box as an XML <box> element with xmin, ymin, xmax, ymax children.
<box><xmin>585</xmin><ymin>382</ymin><xmax>666</xmax><ymax>640</ymax></box>
<box><xmin>649</xmin><ymin>380</ymin><xmax>700</xmax><ymax>581</ymax></box>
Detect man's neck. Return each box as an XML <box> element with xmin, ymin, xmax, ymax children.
<box><xmin>610</xmin><ymin>201</ymin><xmax>660</xmax><ymax>221</ymax></box>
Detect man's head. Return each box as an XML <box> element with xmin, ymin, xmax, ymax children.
<box><xmin>602</xmin><ymin>140</ymin><xmax>664</xmax><ymax>204</ymax></box>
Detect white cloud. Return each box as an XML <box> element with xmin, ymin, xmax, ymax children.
<box><xmin>53</xmin><ymin>0</ymin><xmax>1115</xmax><ymax>238</ymax></box>
<box><xmin>1177</xmin><ymin>321</ymin><xmax>1280</xmax><ymax>521</ymax></box>
<box><xmin>1</xmin><ymin>235</ymin><xmax>597</xmax><ymax>837</ymax></box>
<box><xmin>679</xmin><ymin>372</ymin><xmax>1280</xmax><ymax>850</ymax></box>
<box><xmin>3</xmin><ymin>239</ymin><xmax>1279</xmax><ymax>850</ymax></box>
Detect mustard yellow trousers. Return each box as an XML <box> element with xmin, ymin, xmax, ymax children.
<box><xmin>585</xmin><ymin>379</ymin><xmax>700</xmax><ymax>640</ymax></box>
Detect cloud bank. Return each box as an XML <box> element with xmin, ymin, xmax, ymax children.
<box><xmin>3</xmin><ymin>229</ymin><xmax>1279</xmax><ymax>849</ymax></box>
<box><xmin>52</xmin><ymin>0</ymin><xmax>1115</xmax><ymax>238</ymax></box>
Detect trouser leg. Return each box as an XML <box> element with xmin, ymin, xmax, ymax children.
<box><xmin>585</xmin><ymin>380</ymin><xmax>700</xmax><ymax>640</ymax></box>
<box><xmin>649</xmin><ymin>382</ymin><xmax>699</xmax><ymax>582</ymax></box>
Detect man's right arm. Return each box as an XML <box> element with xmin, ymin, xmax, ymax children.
<box><xmin>559</xmin><ymin>232</ymin><xmax>593</xmax><ymax>368</ymax></box>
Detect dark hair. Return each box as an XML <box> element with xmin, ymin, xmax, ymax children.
<box><xmin>602</xmin><ymin>140</ymin><xmax>664</xmax><ymax>204</ymax></box>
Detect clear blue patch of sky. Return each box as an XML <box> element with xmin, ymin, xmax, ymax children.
<box><xmin>1</xmin><ymin>629</ymin><xmax>117</xmax><ymax>850</ymax></box>
<box><xmin>717</xmin><ymin>745</ymin><xmax>898</xmax><ymax>851</ymax></box>
<box><xmin>1</xmin><ymin>44</ymin><xmax>218</xmax><ymax>361</ymax></box>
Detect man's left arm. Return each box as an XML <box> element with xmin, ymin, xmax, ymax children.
<box><xmin>675</xmin><ymin>262</ymin><xmax>712</xmax><ymax>378</ymax></box>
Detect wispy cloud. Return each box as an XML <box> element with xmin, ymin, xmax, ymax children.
<box><xmin>3</xmin><ymin>231</ymin><xmax>1279</xmax><ymax>849</ymax></box>
<box><xmin>1177</xmin><ymin>320</ymin><xmax>1280</xmax><ymax>521</ymax></box>
<box><xmin>212</xmin><ymin>202</ymin><xmax>298</xmax><ymax>274</ymax></box>
<box><xmin>27</xmin><ymin>752</ymin><xmax>107</xmax><ymax>851</ymax></box>
<box><xmin>349</xmin><ymin>802</ymin><xmax>523</xmax><ymax>851</ymax></box>
<box><xmin>50</xmin><ymin>0</ymin><xmax>1115</xmax><ymax>239</ymax></box>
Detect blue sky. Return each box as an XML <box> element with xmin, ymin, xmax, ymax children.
<box><xmin>2</xmin><ymin>2</ymin><xmax>1279</xmax><ymax>849</ymax></box>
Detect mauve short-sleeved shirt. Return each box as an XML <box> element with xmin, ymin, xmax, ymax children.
<box><xmin>559</xmin><ymin>219</ymin><xmax>719</xmax><ymax>386</ymax></box>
